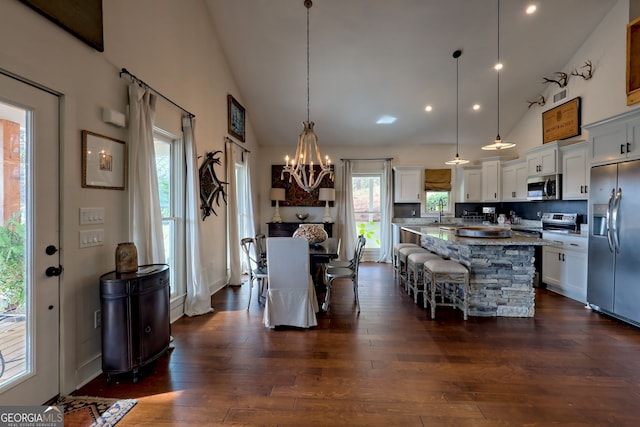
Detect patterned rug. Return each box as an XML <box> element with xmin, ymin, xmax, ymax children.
<box><xmin>50</xmin><ymin>395</ymin><xmax>137</xmax><ymax>427</ymax></box>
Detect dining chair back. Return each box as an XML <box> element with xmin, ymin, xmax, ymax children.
<box><xmin>240</xmin><ymin>237</ymin><xmax>268</xmax><ymax>310</ymax></box>
<box><xmin>324</xmin><ymin>235</ymin><xmax>366</xmax><ymax>312</ymax></box>
<box><xmin>263</xmin><ymin>237</ymin><xmax>319</xmax><ymax>328</ymax></box>
<box><xmin>254</xmin><ymin>233</ymin><xmax>267</xmax><ymax>268</ymax></box>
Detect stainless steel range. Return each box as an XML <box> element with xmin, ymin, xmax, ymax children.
<box><xmin>541</xmin><ymin>212</ymin><xmax>581</xmax><ymax>233</ymax></box>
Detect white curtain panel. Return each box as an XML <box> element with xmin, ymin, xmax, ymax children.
<box><xmin>240</xmin><ymin>151</ymin><xmax>256</xmax><ymax>272</ymax></box>
<box><xmin>377</xmin><ymin>160</ymin><xmax>393</xmax><ymax>263</ymax></box>
<box><xmin>337</xmin><ymin>160</ymin><xmax>357</xmax><ymax>260</ymax></box>
<box><xmin>226</xmin><ymin>143</ymin><xmax>242</xmax><ymax>286</ymax></box>
<box><xmin>183</xmin><ymin>117</ymin><xmax>214</xmax><ymax>316</ymax></box>
<box><xmin>127</xmin><ymin>83</ymin><xmax>165</xmax><ymax>264</ymax></box>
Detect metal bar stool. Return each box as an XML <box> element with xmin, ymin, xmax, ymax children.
<box><xmin>397</xmin><ymin>246</ymin><xmax>428</xmax><ymax>288</ymax></box>
<box><xmin>423</xmin><ymin>259</ymin><xmax>470</xmax><ymax>320</ymax></box>
<box><xmin>406</xmin><ymin>252</ymin><xmax>443</xmax><ymax>304</ymax></box>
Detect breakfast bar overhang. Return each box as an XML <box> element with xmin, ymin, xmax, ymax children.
<box><xmin>401</xmin><ymin>225</ymin><xmax>557</xmax><ymax>317</ymax></box>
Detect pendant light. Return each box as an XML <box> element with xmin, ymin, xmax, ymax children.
<box><xmin>482</xmin><ymin>0</ymin><xmax>516</xmax><ymax>151</ymax></box>
<box><xmin>445</xmin><ymin>49</ymin><xmax>470</xmax><ymax>166</ymax></box>
<box><xmin>281</xmin><ymin>0</ymin><xmax>333</xmax><ymax>193</ymax></box>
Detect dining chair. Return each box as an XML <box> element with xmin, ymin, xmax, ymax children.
<box><xmin>323</xmin><ymin>235</ymin><xmax>366</xmax><ymax>313</ymax></box>
<box><xmin>240</xmin><ymin>237</ymin><xmax>268</xmax><ymax>310</ymax></box>
<box><xmin>328</xmin><ymin>234</ymin><xmax>366</xmax><ymax>269</ymax></box>
<box><xmin>263</xmin><ymin>237</ymin><xmax>319</xmax><ymax>328</ymax></box>
<box><xmin>254</xmin><ymin>233</ymin><xmax>267</xmax><ymax>269</ymax></box>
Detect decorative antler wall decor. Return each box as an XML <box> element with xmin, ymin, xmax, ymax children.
<box><xmin>526</xmin><ymin>95</ymin><xmax>546</xmax><ymax>109</ymax></box>
<box><xmin>571</xmin><ymin>60</ymin><xmax>593</xmax><ymax>80</ymax></box>
<box><xmin>199</xmin><ymin>150</ymin><xmax>228</xmax><ymax>220</ymax></box>
<box><xmin>542</xmin><ymin>72</ymin><xmax>569</xmax><ymax>88</ymax></box>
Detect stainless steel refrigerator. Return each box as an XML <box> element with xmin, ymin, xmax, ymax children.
<box><xmin>588</xmin><ymin>159</ymin><xmax>640</xmax><ymax>326</ymax></box>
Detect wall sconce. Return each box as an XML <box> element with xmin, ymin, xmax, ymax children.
<box><xmin>270</xmin><ymin>188</ymin><xmax>286</xmax><ymax>223</ymax></box>
<box><xmin>318</xmin><ymin>188</ymin><xmax>335</xmax><ymax>223</ymax></box>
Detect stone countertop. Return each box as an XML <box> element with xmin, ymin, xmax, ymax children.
<box><xmin>400</xmin><ymin>225</ymin><xmax>559</xmax><ymax>246</ymax></box>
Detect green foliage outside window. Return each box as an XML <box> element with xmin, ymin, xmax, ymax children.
<box><xmin>425</xmin><ymin>191</ymin><xmax>449</xmax><ymax>212</ymax></box>
<box><xmin>0</xmin><ymin>214</ymin><xmax>25</xmax><ymax>311</ymax></box>
<box><xmin>356</xmin><ymin>221</ymin><xmax>381</xmax><ymax>247</ymax></box>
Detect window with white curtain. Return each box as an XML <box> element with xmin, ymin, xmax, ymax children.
<box><xmin>154</xmin><ymin>129</ymin><xmax>185</xmax><ymax>297</ymax></box>
<box><xmin>352</xmin><ymin>173</ymin><xmax>381</xmax><ymax>250</ymax></box>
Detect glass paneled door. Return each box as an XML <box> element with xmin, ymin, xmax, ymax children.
<box><xmin>0</xmin><ymin>73</ymin><xmax>60</xmax><ymax>404</ymax></box>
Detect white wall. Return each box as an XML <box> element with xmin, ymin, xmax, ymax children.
<box><xmin>0</xmin><ymin>0</ymin><xmax>257</xmax><ymax>393</ymax></box>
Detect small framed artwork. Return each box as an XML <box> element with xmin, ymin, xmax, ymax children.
<box><xmin>542</xmin><ymin>97</ymin><xmax>581</xmax><ymax>144</ymax></box>
<box><xmin>227</xmin><ymin>94</ymin><xmax>245</xmax><ymax>142</ymax></box>
<box><xmin>82</xmin><ymin>130</ymin><xmax>126</xmax><ymax>190</ymax></box>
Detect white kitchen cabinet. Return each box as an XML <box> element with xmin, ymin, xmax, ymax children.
<box><xmin>501</xmin><ymin>159</ymin><xmax>527</xmax><ymax>201</ymax></box>
<box><xmin>481</xmin><ymin>159</ymin><xmax>500</xmax><ymax>202</ymax></box>
<box><xmin>393</xmin><ymin>167</ymin><xmax>422</xmax><ymax>203</ymax></box>
<box><xmin>586</xmin><ymin>111</ymin><xmax>640</xmax><ymax>165</ymax></box>
<box><xmin>526</xmin><ymin>143</ymin><xmax>560</xmax><ymax>176</ymax></box>
<box><xmin>561</xmin><ymin>142</ymin><xmax>589</xmax><ymax>200</ymax></box>
<box><xmin>461</xmin><ymin>166</ymin><xmax>482</xmax><ymax>202</ymax></box>
<box><xmin>542</xmin><ymin>232</ymin><xmax>588</xmax><ymax>303</ymax></box>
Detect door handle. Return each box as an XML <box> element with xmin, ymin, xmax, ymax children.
<box><xmin>46</xmin><ymin>265</ymin><xmax>63</xmax><ymax>277</ymax></box>
<box><xmin>612</xmin><ymin>187</ymin><xmax>622</xmax><ymax>253</ymax></box>
<box><xmin>606</xmin><ymin>188</ymin><xmax>615</xmax><ymax>253</ymax></box>
<box><xmin>45</xmin><ymin>245</ymin><xmax>59</xmax><ymax>255</ymax></box>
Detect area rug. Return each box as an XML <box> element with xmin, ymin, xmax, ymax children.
<box><xmin>50</xmin><ymin>395</ymin><xmax>137</xmax><ymax>427</ymax></box>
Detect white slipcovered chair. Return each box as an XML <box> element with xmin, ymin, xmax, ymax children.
<box><xmin>263</xmin><ymin>237</ymin><xmax>319</xmax><ymax>328</ymax></box>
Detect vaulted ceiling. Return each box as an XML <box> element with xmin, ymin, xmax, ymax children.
<box><xmin>206</xmin><ymin>0</ymin><xmax>616</xmax><ymax>150</ymax></box>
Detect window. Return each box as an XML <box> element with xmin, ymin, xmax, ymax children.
<box><xmin>352</xmin><ymin>174</ymin><xmax>381</xmax><ymax>249</ymax></box>
<box><xmin>424</xmin><ymin>169</ymin><xmax>451</xmax><ymax>214</ymax></box>
<box><xmin>425</xmin><ymin>191</ymin><xmax>450</xmax><ymax>213</ymax></box>
<box><xmin>154</xmin><ymin>130</ymin><xmax>185</xmax><ymax>297</ymax></box>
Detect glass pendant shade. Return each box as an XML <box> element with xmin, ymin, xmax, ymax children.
<box><xmin>482</xmin><ymin>0</ymin><xmax>516</xmax><ymax>151</ymax></box>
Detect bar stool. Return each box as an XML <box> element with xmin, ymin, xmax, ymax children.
<box><xmin>397</xmin><ymin>246</ymin><xmax>428</xmax><ymax>286</ymax></box>
<box><xmin>423</xmin><ymin>259</ymin><xmax>470</xmax><ymax>320</ymax></box>
<box><xmin>406</xmin><ymin>252</ymin><xmax>443</xmax><ymax>303</ymax></box>
<box><xmin>393</xmin><ymin>243</ymin><xmax>419</xmax><ymax>275</ymax></box>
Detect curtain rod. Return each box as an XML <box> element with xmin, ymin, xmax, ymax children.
<box><xmin>224</xmin><ymin>136</ymin><xmax>250</xmax><ymax>153</ymax></box>
<box><xmin>119</xmin><ymin>68</ymin><xmax>195</xmax><ymax>118</ymax></box>
<box><xmin>340</xmin><ymin>157</ymin><xmax>393</xmax><ymax>161</ymax></box>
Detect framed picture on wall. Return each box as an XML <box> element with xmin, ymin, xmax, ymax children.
<box><xmin>81</xmin><ymin>130</ymin><xmax>126</xmax><ymax>190</ymax></box>
<box><xmin>227</xmin><ymin>94</ymin><xmax>245</xmax><ymax>142</ymax></box>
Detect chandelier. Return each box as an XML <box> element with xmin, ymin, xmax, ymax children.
<box><xmin>445</xmin><ymin>49</ymin><xmax>470</xmax><ymax>165</ymax></box>
<box><xmin>281</xmin><ymin>0</ymin><xmax>333</xmax><ymax>193</ymax></box>
<box><xmin>482</xmin><ymin>0</ymin><xmax>516</xmax><ymax>151</ymax></box>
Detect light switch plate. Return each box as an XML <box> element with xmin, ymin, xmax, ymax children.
<box><xmin>80</xmin><ymin>229</ymin><xmax>104</xmax><ymax>248</ymax></box>
<box><xmin>80</xmin><ymin>207</ymin><xmax>105</xmax><ymax>225</ymax></box>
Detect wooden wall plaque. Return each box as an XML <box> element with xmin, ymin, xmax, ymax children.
<box><xmin>627</xmin><ymin>16</ymin><xmax>640</xmax><ymax>106</ymax></box>
<box><xmin>542</xmin><ymin>97</ymin><xmax>581</xmax><ymax>144</ymax></box>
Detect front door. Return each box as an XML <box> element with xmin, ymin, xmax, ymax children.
<box><xmin>0</xmin><ymin>72</ymin><xmax>60</xmax><ymax>404</ymax></box>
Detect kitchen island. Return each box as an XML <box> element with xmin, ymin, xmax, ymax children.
<box><xmin>401</xmin><ymin>225</ymin><xmax>556</xmax><ymax>317</ymax></box>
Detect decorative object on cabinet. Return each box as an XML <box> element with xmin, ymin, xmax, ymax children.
<box><xmin>272</xmin><ymin>165</ymin><xmax>334</xmax><ymax>206</ymax></box>
<box><xmin>270</xmin><ymin>188</ymin><xmax>285</xmax><ymax>223</ymax></box>
<box><xmin>571</xmin><ymin>60</ymin><xmax>593</xmax><ymax>80</ymax></box>
<box><xmin>18</xmin><ymin>0</ymin><xmax>104</xmax><ymax>52</ymax></box>
<box><xmin>227</xmin><ymin>94</ymin><xmax>245</xmax><ymax>142</ymax></box>
<box><xmin>115</xmin><ymin>242</ymin><xmax>138</xmax><ymax>273</ymax></box>
<box><xmin>482</xmin><ymin>0</ymin><xmax>516</xmax><ymax>151</ymax></box>
<box><xmin>268</xmin><ymin>222</ymin><xmax>332</xmax><ymax>238</ymax></box>
<box><xmin>542</xmin><ymin>71</ymin><xmax>569</xmax><ymax>88</ymax></box>
<box><xmin>281</xmin><ymin>0</ymin><xmax>333</xmax><ymax>193</ymax></box>
<box><xmin>318</xmin><ymin>188</ymin><xmax>335</xmax><ymax>223</ymax></box>
<box><xmin>81</xmin><ymin>130</ymin><xmax>126</xmax><ymax>190</ymax></box>
<box><xmin>292</xmin><ymin>223</ymin><xmax>328</xmax><ymax>245</ymax></box>
<box><xmin>199</xmin><ymin>150</ymin><xmax>227</xmax><ymax>219</ymax></box>
<box><xmin>627</xmin><ymin>16</ymin><xmax>640</xmax><ymax>106</ymax></box>
<box><xmin>445</xmin><ymin>49</ymin><xmax>469</xmax><ymax>166</ymax></box>
<box><xmin>542</xmin><ymin>97</ymin><xmax>581</xmax><ymax>144</ymax></box>
<box><xmin>295</xmin><ymin>212</ymin><xmax>309</xmax><ymax>222</ymax></box>
<box><xmin>526</xmin><ymin>95</ymin><xmax>546</xmax><ymax>109</ymax></box>
<box><xmin>100</xmin><ymin>264</ymin><xmax>170</xmax><ymax>383</ymax></box>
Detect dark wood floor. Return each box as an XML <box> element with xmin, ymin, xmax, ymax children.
<box><xmin>77</xmin><ymin>263</ymin><xmax>640</xmax><ymax>426</ymax></box>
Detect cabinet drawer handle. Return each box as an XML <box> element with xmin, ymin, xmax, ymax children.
<box><xmin>144</xmin><ymin>325</ymin><xmax>152</xmax><ymax>334</ymax></box>
<box><xmin>627</xmin><ymin>142</ymin><xmax>631</xmax><ymax>153</ymax></box>
<box><xmin>621</xmin><ymin>144</ymin><xmax>626</xmax><ymax>154</ymax></box>
<box><xmin>585</xmin><ymin>185</ymin><xmax>588</xmax><ymax>193</ymax></box>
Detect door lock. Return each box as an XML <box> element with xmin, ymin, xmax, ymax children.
<box><xmin>46</xmin><ymin>265</ymin><xmax>63</xmax><ymax>277</ymax></box>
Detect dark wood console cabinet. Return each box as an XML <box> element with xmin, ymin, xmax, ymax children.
<box><xmin>268</xmin><ymin>222</ymin><xmax>333</xmax><ymax>237</ymax></box>
<box><xmin>100</xmin><ymin>264</ymin><xmax>170</xmax><ymax>383</ymax></box>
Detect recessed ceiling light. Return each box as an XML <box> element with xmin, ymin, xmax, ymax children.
<box><xmin>494</xmin><ymin>62</ymin><xmax>503</xmax><ymax>71</ymax></box>
<box><xmin>472</xmin><ymin>104</ymin><xmax>481</xmax><ymax>111</ymax></box>
<box><xmin>526</xmin><ymin>4</ymin><xmax>537</xmax><ymax>14</ymax></box>
<box><xmin>425</xmin><ymin>105</ymin><xmax>433</xmax><ymax>112</ymax></box>
<box><xmin>376</xmin><ymin>115</ymin><xmax>397</xmax><ymax>124</ymax></box>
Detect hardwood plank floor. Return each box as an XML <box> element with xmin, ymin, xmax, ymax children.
<box><xmin>76</xmin><ymin>263</ymin><xmax>640</xmax><ymax>426</ymax></box>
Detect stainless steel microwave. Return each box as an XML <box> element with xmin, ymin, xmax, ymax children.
<box><xmin>527</xmin><ymin>174</ymin><xmax>561</xmax><ymax>200</ymax></box>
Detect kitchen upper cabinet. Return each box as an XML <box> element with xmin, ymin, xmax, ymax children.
<box><xmin>461</xmin><ymin>166</ymin><xmax>482</xmax><ymax>202</ymax></box>
<box><xmin>481</xmin><ymin>159</ymin><xmax>500</xmax><ymax>202</ymax></box>
<box><xmin>586</xmin><ymin>111</ymin><xmax>640</xmax><ymax>165</ymax></box>
<box><xmin>561</xmin><ymin>142</ymin><xmax>589</xmax><ymax>200</ymax></box>
<box><xmin>501</xmin><ymin>159</ymin><xmax>527</xmax><ymax>201</ymax></box>
<box><xmin>526</xmin><ymin>143</ymin><xmax>559</xmax><ymax>176</ymax></box>
<box><xmin>393</xmin><ymin>166</ymin><xmax>422</xmax><ymax>203</ymax></box>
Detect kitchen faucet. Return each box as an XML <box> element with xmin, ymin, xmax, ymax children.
<box><xmin>438</xmin><ymin>199</ymin><xmax>444</xmax><ymax>223</ymax></box>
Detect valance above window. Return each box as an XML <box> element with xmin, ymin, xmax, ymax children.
<box><xmin>424</xmin><ymin>169</ymin><xmax>451</xmax><ymax>191</ymax></box>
